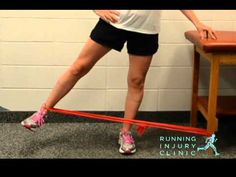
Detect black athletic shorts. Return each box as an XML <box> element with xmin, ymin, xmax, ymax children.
<box><xmin>90</xmin><ymin>19</ymin><xmax>159</xmax><ymax>56</ymax></box>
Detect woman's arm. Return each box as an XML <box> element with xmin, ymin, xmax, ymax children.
<box><xmin>93</xmin><ymin>10</ymin><xmax>120</xmax><ymax>23</ymax></box>
<box><xmin>181</xmin><ymin>10</ymin><xmax>217</xmax><ymax>39</ymax></box>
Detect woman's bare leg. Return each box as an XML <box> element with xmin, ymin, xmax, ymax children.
<box><xmin>44</xmin><ymin>38</ymin><xmax>111</xmax><ymax>109</ymax></box>
<box><xmin>21</xmin><ymin>38</ymin><xmax>111</xmax><ymax>130</ymax></box>
<box><xmin>122</xmin><ymin>54</ymin><xmax>153</xmax><ymax>132</ymax></box>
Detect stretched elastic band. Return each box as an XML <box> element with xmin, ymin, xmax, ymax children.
<box><xmin>47</xmin><ymin>108</ymin><xmax>212</xmax><ymax>137</ymax></box>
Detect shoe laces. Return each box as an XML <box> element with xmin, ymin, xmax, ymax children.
<box><xmin>32</xmin><ymin>108</ymin><xmax>47</xmax><ymax>127</ymax></box>
<box><xmin>122</xmin><ymin>132</ymin><xmax>134</xmax><ymax>144</ymax></box>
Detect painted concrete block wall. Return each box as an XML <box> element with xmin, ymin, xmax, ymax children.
<box><xmin>0</xmin><ymin>10</ymin><xmax>236</xmax><ymax>111</ymax></box>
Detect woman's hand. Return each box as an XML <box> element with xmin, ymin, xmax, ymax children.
<box><xmin>195</xmin><ymin>22</ymin><xmax>217</xmax><ymax>40</ymax></box>
<box><xmin>180</xmin><ymin>10</ymin><xmax>217</xmax><ymax>40</ymax></box>
<box><xmin>94</xmin><ymin>10</ymin><xmax>120</xmax><ymax>23</ymax></box>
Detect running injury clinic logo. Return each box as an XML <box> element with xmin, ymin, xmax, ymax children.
<box><xmin>197</xmin><ymin>134</ymin><xmax>220</xmax><ymax>156</ymax></box>
<box><xmin>159</xmin><ymin>134</ymin><xmax>220</xmax><ymax>157</ymax></box>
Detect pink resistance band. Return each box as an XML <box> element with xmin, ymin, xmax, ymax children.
<box><xmin>48</xmin><ymin>108</ymin><xmax>212</xmax><ymax>137</ymax></box>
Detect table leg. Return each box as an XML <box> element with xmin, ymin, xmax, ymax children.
<box><xmin>207</xmin><ymin>55</ymin><xmax>220</xmax><ymax>133</ymax></box>
<box><xmin>191</xmin><ymin>47</ymin><xmax>200</xmax><ymax>127</ymax></box>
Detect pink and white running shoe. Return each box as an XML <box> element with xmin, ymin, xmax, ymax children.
<box><xmin>118</xmin><ymin>131</ymin><xmax>136</xmax><ymax>155</ymax></box>
<box><xmin>21</xmin><ymin>107</ymin><xmax>47</xmax><ymax>132</ymax></box>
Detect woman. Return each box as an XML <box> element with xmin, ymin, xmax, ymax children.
<box><xmin>21</xmin><ymin>10</ymin><xmax>216</xmax><ymax>155</ymax></box>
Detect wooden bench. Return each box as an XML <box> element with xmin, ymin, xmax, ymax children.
<box><xmin>185</xmin><ymin>31</ymin><xmax>236</xmax><ymax>134</ymax></box>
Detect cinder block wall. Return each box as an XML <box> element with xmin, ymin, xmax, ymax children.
<box><xmin>0</xmin><ymin>10</ymin><xmax>236</xmax><ymax>111</ymax></box>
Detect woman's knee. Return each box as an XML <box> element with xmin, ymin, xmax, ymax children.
<box><xmin>128</xmin><ymin>76</ymin><xmax>145</xmax><ymax>89</ymax></box>
<box><xmin>69</xmin><ymin>62</ymin><xmax>91</xmax><ymax>77</ymax></box>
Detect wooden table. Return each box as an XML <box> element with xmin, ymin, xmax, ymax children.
<box><xmin>185</xmin><ymin>31</ymin><xmax>236</xmax><ymax>133</ymax></box>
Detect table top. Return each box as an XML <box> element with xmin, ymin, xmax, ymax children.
<box><xmin>185</xmin><ymin>31</ymin><xmax>236</xmax><ymax>52</ymax></box>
